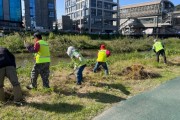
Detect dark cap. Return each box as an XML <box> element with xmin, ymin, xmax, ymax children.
<box><xmin>33</xmin><ymin>32</ymin><xmax>42</xmax><ymax>39</ymax></box>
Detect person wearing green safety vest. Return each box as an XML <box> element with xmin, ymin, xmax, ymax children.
<box><xmin>66</xmin><ymin>46</ymin><xmax>86</xmax><ymax>85</ymax></box>
<box><xmin>152</xmin><ymin>39</ymin><xmax>167</xmax><ymax>64</ymax></box>
<box><xmin>93</xmin><ymin>44</ymin><xmax>111</xmax><ymax>75</ymax></box>
<box><xmin>24</xmin><ymin>32</ymin><xmax>51</xmax><ymax>89</ymax></box>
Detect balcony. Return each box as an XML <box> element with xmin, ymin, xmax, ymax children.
<box><xmin>104</xmin><ymin>25</ymin><xmax>117</xmax><ymax>30</ymax></box>
<box><xmin>104</xmin><ymin>0</ymin><xmax>118</xmax><ymax>5</ymax></box>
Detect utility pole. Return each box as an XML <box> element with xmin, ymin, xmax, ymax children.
<box><xmin>117</xmin><ymin>0</ymin><xmax>120</xmax><ymax>33</ymax></box>
<box><xmin>89</xmin><ymin>0</ymin><xmax>91</xmax><ymax>33</ymax></box>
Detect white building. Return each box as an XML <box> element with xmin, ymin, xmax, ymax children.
<box><xmin>65</xmin><ymin>0</ymin><xmax>119</xmax><ymax>34</ymax></box>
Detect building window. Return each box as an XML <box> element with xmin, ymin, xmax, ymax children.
<box><xmin>104</xmin><ymin>11</ymin><xmax>112</xmax><ymax>17</ymax></box>
<box><xmin>97</xmin><ymin>1</ymin><xmax>102</xmax><ymax>8</ymax></box>
<box><xmin>9</xmin><ymin>0</ymin><xmax>21</xmax><ymax>22</ymax></box>
<box><xmin>48</xmin><ymin>3</ymin><xmax>54</xmax><ymax>9</ymax></box>
<box><xmin>29</xmin><ymin>0</ymin><xmax>35</xmax><ymax>27</ymax></box>
<box><xmin>49</xmin><ymin>11</ymin><xmax>55</xmax><ymax>17</ymax></box>
<box><xmin>91</xmin><ymin>9</ymin><xmax>96</xmax><ymax>16</ymax></box>
<box><xmin>97</xmin><ymin>10</ymin><xmax>102</xmax><ymax>16</ymax></box>
<box><xmin>0</xmin><ymin>0</ymin><xmax>3</xmax><ymax>20</ymax></box>
<box><xmin>104</xmin><ymin>2</ymin><xmax>112</xmax><ymax>10</ymax></box>
<box><xmin>91</xmin><ymin>0</ymin><xmax>96</xmax><ymax>7</ymax></box>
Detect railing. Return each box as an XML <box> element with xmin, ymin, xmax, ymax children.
<box><xmin>120</xmin><ymin>10</ymin><xmax>160</xmax><ymax>18</ymax></box>
<box><xmin>161</xmin><ymin>14</ymin><xmax>173</xmax><ymax>26</ymax></box>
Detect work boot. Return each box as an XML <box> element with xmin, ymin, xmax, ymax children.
<box><xmin>13</xmin><ymin>85</ymin><xmax>23</xmax><ymax>102</ymax></box>
<box><xmin>14</xmin><ymin>100</ymin><xmax>26</xmax><ymax>106</ymax></box>
<box><xmin>76</xmin><ymin>82</ymin><xmax>82</xmax><ymax>85</ymax></box>
<box><xmin>26</xmin><ymin>84</ymin><xmax>36</xmax><ymax>90</ymax></box>
<box><xmin>0</xmin><ymin>88</ymin><xmax>5</xmax><ymax>102</ymax></box>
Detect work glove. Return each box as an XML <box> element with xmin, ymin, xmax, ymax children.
<box><xmin>74</xmin><ymin>65</ymin><xmax>77</xmax><ymax>70</ymax></box>
<box><xmin>79</xmin><ymin>56</ymin><xmax>82</xmax><ymax>61</ymax></box>
<box><xmin>24</xmin><ymin>40</ymin><xmax>30</xmax><ymax>48</ymax></box>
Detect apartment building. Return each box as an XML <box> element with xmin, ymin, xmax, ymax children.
<box><xmin>65</xmin><ymin>0</ymin><xmax>119</xmax><ymax>33</ymax></box>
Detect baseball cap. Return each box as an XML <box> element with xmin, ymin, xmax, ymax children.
<box><xmin>33</xmin><ymin>32</ymin><xmax>42</xmax><ymax>39</ymax></box>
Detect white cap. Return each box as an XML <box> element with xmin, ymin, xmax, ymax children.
<box><xmin>66</xmin><ymin>46</ymin><xmax>75</xmax><ymax>57</ymax></box>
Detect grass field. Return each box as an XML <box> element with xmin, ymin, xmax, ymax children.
<box><xmin>0</xmin><ymin>34</ymin><xmax>180</xmax><ymax>120</ymax></box>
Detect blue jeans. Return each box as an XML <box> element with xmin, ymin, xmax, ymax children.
<box><xmin>93</xmin><ymin>62</ymin><xmax>109</xmax><ymax>75</ymax></box>
<box><xmin>76</xmin><ymin>64</ymin><xmax>86</xmax><ymax>84</ymax></box>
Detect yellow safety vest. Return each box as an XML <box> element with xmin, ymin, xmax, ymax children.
<box><xmin>153</xmin><ymin>42</ymin><xmax>164</xmax><ymax>52</ymax></box>
<box><xmin>35</xmin><ymin>40</ymin><xmax>51</xmax><ymax>63</ymax></box>
<box><xmin>97</xmin><ymin>50</ymin><xmax>107</xmax><ymax>62</ymax></box>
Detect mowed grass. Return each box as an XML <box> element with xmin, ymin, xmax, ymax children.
<box><xmin>1</xmin><ymin>53</ymin><xmax>180</xmax><ymax>120</ymax></box>
<box><xmin>0</xmin><ymin>36</ymin><xmax>180</xmax><ymax>120</ymax></box>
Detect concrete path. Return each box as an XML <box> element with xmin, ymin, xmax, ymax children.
<box><xmin>93</xmin><ymin>77</ymin><xmax>180</xmax><ymax>120</ymax></box>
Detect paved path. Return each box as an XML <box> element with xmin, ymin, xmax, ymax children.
<box><xmin>93</xmin><ymin>77</ymin><xmax>180</xmax><ymax>120</ymax></box>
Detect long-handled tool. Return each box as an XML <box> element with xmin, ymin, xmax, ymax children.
<box><xmin>66</xmin><ymin>69</ymin><xmax>77</xmax><ymax>80</ymax></box>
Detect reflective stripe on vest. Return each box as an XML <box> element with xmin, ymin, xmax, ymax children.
<box><xmin>35</xmin><ymin>40</ymin><xmax>51</xmax><ymax>63</ymax></box>
<box><xmin>97</xmin><ymin>50</ymin><xmax>107</xmax><ymax>62</ymax></box>
<box><xmin>153</xmin><ymin>42</ymin><xmax>164</xmax><ymax>52</ymax></box>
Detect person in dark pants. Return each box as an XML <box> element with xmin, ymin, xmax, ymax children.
<box><xmin>66</xmin><ymin>46</ymin><xmax>86</xmax><ymax>85</ymax></box>
<box><xmin>0</xmin><ymin>47</ymin><xmax>24</xmax><ymax>106</ymax></box>
<box><xmin>25</xmin><ymin>32</ymin><xmax>51</xmax><ymax>89</ymax></box>
<box><xmin>152</xmin><ymin>39</ymin><xmax>167</xmax><ymax>64</ymax></box>
<box><xmin>93</xmin><ymin>44</ymin><xmax>111</xmax><ymax>75</ymax></box>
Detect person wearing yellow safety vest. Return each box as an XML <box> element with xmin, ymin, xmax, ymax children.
<box><xmin>24</xmin><ymin>32</ymin><xmax>51</xmax><ymax>89</ymax></box>
<box><xmin>66</xmin><ymin>46</ymin><xmax>86</xmax><ymax>85</ymax></box>
<box><xmin>93</xmin><ymin>44</ymin><xmax>111</xmax><ymax>75</ymax></box>
<box><xmin>152</xmin><ymin>39</ymin><xmax>167</xmax><ymax>64</ymax></box>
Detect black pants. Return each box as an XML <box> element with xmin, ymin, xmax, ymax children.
<box><xmin>156</xmin><ymin>49</ymin><xmax>167</xmax><ymax>63</ymax></box>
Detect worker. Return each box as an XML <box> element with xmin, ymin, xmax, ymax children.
<box><xmin>152</xmin><ymin>39</ymin><xmax>167</xmax><ymax>64</ymax></box>
<box><xmin>0</xmin><ymin>47</ymin><xmax>24</xmax><ymax>106</ymax></box>
<box><xmin>24</xmin><ymin>32</ymin><xmax>51</xmax><ymax>89</ymax></box>
<box><xmin>93</xmin><ymin>44</ymin><xmax>111</xmax><ymax>75</ymax></box>
<box><xmin>66</xmin><ymin>46</ymin><xmax>86</xmax><ymax>85</ymax></box>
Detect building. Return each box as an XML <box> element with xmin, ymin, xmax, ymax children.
<box><xmin>54</xmin><ymin>15</ymin><xmax>73</xmax><ymax>31</ymax></box>
<box><xmin>24</xmin><ymin>0</ymin><xmax>56</xmax><ymax>31</ymax></box>
<box><xmin>65</xmin><ymin>0</ymin><xmax>119</xmax><ymax>34</ymax></box>
<box><xmin>173</xmin><ymin>11</ymin><xmax>180</xmax><ymax>31</ymax></box>
<box><xmin>0</xmin><ymin>0</ymin><xmax>22</xmax><ymax>30</ymax></box>
<box><xmin>119</xmin><ymin>0</ymin><xmax>179</xmax><ymax>35</ymax></box>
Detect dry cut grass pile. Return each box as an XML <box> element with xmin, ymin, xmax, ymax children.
<box><xmin>121</xmin><ymin>64</ymin><xmax>161</xmax><ymax>80</ymax></box>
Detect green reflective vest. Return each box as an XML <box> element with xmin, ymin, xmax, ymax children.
<box><xmin>35</xmin><ymin>40</ymin><xmax>51</xmax><ymax>63</ymax></box>
<box><xmin>97</xmin><ymin>50</ymin><xmax>107</xmax><ymax>62</ymax></box>
<box><xmin>71</xmin><ymin>51</ymin><xmax>86</xmax><ymax>67</ymax></box>
<box><xmin>153</xmin><ymin>42</ymin><xmax>164</xmax><ymax>52</ymax></box>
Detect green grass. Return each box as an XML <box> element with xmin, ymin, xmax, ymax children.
<box><xmin>0</xmin><ymin>34</ymin><xmax>180</xmax><ymax>120</ymax></box>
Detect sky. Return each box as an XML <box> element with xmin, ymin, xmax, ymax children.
<box><xmin>56</xmin><ymin>0</ymin><xmax>180</xmax><ymax>18</ymax></box>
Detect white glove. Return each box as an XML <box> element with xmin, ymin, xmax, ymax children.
<box><xmin>79</xmin><ymin>56</ymin><xmax>82</xmax><ymax>61</ymax></box>
<box><xmin>74</xmin><ymin>65</ymin><xmax>77</xmax><ymax>70</ymax></box>
<box><xmin>24</xmin><ymin>40</ymin><xmax>30</xmax><ymax>47</ymax></box>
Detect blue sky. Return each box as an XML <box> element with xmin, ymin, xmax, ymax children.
<box><xmin>56</xmin><ymin>0</ymin><xmax>179</xmax><ymax>18</ymax></box>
